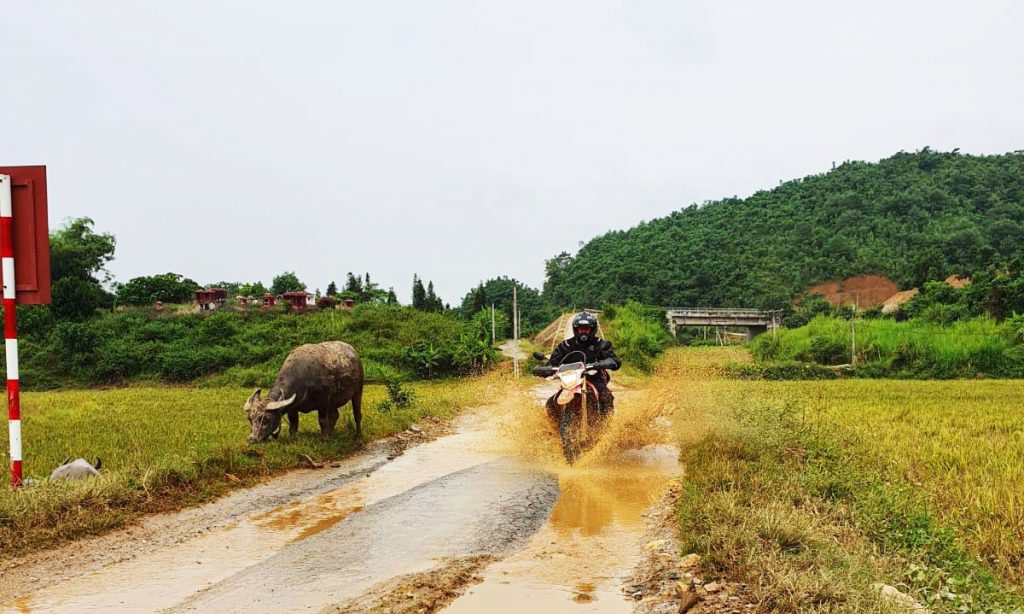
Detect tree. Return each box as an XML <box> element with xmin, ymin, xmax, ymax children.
<box><xmin>466</xmin><ymin>284</ymin><xmax>488</xmax><ymax>314</ymax></box>
<box><xmin>459</xmin><ymin>277</ymin><xmax>557</xmax><ymax>336</ymax></box>
<box><xmin>50</xmin><ymin>217</ymin><xmax>116</xmax><ymax>284</ymax></box>
<box><xmin>411</xmin><ymin>275</ymin><xmax>427</xmax><ymax>310</ymax></box>
<box><xmin>239</xmin><ymin>281</ymin><xmax>269</xmax><ymax>296</ymax></box>
<box><xmin>386</xmin><ymin>287</ymin><xmax>399</xmax><ymax>305</ymax></box>
<box><xmin>425</xmin><ymin>281</ymin><xmax>444</xmax><ymax>312</ymax></box>
<box><xmin>270</xmin><ymin>271</ymin><xmax>305</xmax><ymax>294</ymax></box>
<box><xmin>344</xmin><ymin>272</ymin><xmax>363</xmax><ymax>295</ymax></box>
<box><xmin>325</xmin><ymin>281</ymin><xmax>338</xmax><ymax>297</ymax></box>
<box><xmin>49</xmin><ymin>218</ymin><xmax>117</xmax><ymax>320</ymax></box>
<box><xmin>116</xmin><ymin>273</ymin><xmax>199</xmax><ymax>305</ymax></box>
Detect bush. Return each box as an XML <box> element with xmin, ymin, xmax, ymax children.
<box><xmin>801</xmin><ymin>336</ymin><xmax>849</xmax><ymax>365</ymax></box>
<box><xmin>603</xmin><ymin>301</ymin><xmax>674</xmax><ymax>371</ymax></box>
<box><xmin>377</xmin><ymin>380</ymin><xmax>416</xmax><ymax>413</ymax></box>
<box><xmin>752</xmin><ymin>315</ymin><xmax>1023</xmax><ymax>379</ymax></box>
<box><xmin>15</xmin><ymin>303</ymin><xmax>490</xmax><ymax>389</ymax></box>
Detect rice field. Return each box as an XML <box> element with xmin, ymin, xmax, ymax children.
<box><xmin>663</xmin><ymin>347</ymin><xmax>1024</xmax><ymax>610</ymax></box>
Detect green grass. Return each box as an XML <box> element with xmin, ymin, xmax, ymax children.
<box><xmin>661</xmin><ymin>348</ymin><xmax>1024</xmax><ymax>611</ymax></box>
<box><xmin>0</xmin><ymin>373</ymin><xmax>503</xmax><ymax>559</ymax></box>
<box><xmin>751</xmin><ymin>315</ymin><xmax>1023</xmax><ymax>378</ymax></box>
<box><xmin>16</xmin><ymin>302</ymin><xmax>498</xmax><ymax>390</ymax></box>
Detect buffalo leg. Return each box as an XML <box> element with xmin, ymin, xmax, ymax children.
<box><xmin>287</xmin><ymin>409</ymin><xmax>300</xmax><ymax>437</ymax></box>
<box><xmin>317</xmin><ymin>409</ymin><xmax>334</xmax><ymax>439</ymax></box>
<box><xmin>352</xmin><ymin>386</ymin><xmax>364</xmax><ymax>443</ymax></box>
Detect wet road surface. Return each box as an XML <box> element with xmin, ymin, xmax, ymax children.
<box><xmin>4</xmin><ymin>382</ymin><xmax>679</xmax><ymax>614</ymax></box>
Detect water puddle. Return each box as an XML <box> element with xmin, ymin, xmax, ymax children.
<box><xmin>445</xmin><ymin>445</ymin><xmax>679</xmax><ymax>613</ymax></box>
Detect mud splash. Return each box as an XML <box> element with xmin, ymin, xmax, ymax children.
<box><xmin>444</xmin><ymin>378</ymin><xmax>681</xmax><ymax>613</ymax></box>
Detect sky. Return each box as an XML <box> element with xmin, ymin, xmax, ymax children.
<box><xmin>3</xmin><ymin>1</ymin><xmax>1023</xmax><ymax>304</ymax></box>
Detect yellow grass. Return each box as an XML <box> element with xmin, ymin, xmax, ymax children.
<box><xmin>0</xmin><ymin>371</ymin><xmax>504</xmax><ymax>558</ymax></box>
<box><xmin>660</xmin><ymin>347</ymin><xmax>1024</xmax><ymax>604</ymax></box>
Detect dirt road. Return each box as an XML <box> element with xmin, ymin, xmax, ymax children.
<box><xmin>1</xmin><ymin>378</ymin><xmax>681</xmax><ymax>613</ymax></box>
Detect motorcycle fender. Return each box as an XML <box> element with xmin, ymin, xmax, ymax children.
<box><xmin>556</xmin><ymin>385</ymin><xmax>583</xmax><ymax>406</ymax></box>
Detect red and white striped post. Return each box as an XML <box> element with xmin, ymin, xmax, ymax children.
<box><xmin>0</xmin><ymin>174</ymin><xmax>22</xmax><ymax>487</ymax></box>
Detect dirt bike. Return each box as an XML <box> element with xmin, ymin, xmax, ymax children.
<box><xmin>532</xmin><ymin>350</ymin><xmax>613</xmax><ymax>464</ymax></box>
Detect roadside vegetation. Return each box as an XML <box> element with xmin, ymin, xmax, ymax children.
<box><xmin>15</xmin><ymin>304</ymin><xmax>500</xmax><ymax>390</ymax></box>
<box><xmin>0</xmin><ymin>372</ymin><xmax>508</xmax><ymax>558</ymax></box>
<box><xmin>663</xmin><ymin>347</ymin><xmax>1024</xmax><ymax>611</ymax></box>
<box><xmin>750</xmin><ymin>314</ymin><xmax>1024</xmax><ymax>378</ymax></box>
<box><xmin>601</xmin><ymin>301</ymin><xmax>674</xmax><ymax>372</ymax></box>
<box><xmin>744</xmin><ymin>263</ymin><xmax>1024</xmax><ymax>378</ymax></box>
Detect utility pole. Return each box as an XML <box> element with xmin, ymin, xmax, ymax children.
<box><xmin>850</xmin><ymin>296</ymin><xmax>858</xmax><ymax>366</ymax></box>
<box><xmin>491</xmin><ymin>303</ymin><xmax>495</xmax><ymax>344</ymax></box>
<box><xmin>512</xmin><ymin>287</ymin><xmax>519</xmax><ymax>378</ymax></box>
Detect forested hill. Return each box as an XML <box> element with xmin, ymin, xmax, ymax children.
<box><xmin>542</xmin><ymin>149</ymin><xmax>1024</xmax><ymax>310</ymax></box>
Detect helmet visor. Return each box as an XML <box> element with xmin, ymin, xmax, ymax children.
<box><xmin>575</xmin><ymin>325</ymin><xmax>593</xmax><ymax>336</ymax></box>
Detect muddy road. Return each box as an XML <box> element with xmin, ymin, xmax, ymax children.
<box><xmin>1</xmin><ymin>379</ymin><xmax>681</xmax><ymax>613</ymax></box>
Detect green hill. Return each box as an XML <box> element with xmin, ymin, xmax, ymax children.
<box><xmin>543</xmin><ymin>149</ymin><xmax>1024</xmax><ymax>310</ymax></box>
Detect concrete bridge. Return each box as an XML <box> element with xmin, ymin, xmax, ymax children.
<box><xmin>666</xmin><ymin>308</ymin><xmax>779</xmax><ymax>341</ymax></box>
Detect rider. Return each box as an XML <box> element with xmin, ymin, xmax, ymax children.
<box><xmin>542</xmin><ymin>311</ymin><xmax>621</xmax><ymax>413</ymax></box>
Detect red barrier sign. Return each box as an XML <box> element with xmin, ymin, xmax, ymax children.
<box><xmin>0</xmin><ymin>166</ymin><xmax>50</xmax><ymax>305</ymax></box>
<box><xmin>0</xmin><ymin>165</ymin><xmax>49</xmax><ymax>486</ymax></box>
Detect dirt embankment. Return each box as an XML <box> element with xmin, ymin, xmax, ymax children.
<box><xmin>806</xmin><ymin>274</ymin><xmax>900</xmax><ymax>308</ymax></box>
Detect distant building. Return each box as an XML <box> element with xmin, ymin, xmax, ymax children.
<box><xmin>261</xmin><ymin>293</ymin><xmax>277</xmax><ymax>307</ymax></box>
<box><xmin>195</xmin><ymin>288</ymin><xmax>228</xmax><ymax>311</ymax></box>
<box><xmin>341</xmin><ymin>298</ymin><xmax>356</xmax><ymax>311</ymax></box>
<box><xmin>283</xmin><ymin>291</ymin><xmax>316</xmax><ymax>311</ymax></box>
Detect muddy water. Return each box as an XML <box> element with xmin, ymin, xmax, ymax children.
<box><xmin>444</xmin><ymin>446</ymin><xmax>679</xmax><ymax>613</ymax></box>
<box><xmin>4</xmin><ymin>382</ymin><xmax>679</xmax><ymax>614</ymax></box>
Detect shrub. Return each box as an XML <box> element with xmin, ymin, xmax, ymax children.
<box><xmin>603</xmin><ymin>301</ymin><xmax>673</xmax><ymax>371</ymax></box>
<box><xmin>801</xmin><ymin>336</ymin><xmax>848</xmax><ymax>365</ymax></box>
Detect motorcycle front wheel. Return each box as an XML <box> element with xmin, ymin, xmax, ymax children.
<box><xmin>559</xmin><ymin>406</ymin><xmax>582</xmax><ymax>464</ymax></box>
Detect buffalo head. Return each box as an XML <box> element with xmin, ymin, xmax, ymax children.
<box><xmin>244</xmin><ymin>389</ymin><xmax>297</xmax><ymax>442</ymax></box>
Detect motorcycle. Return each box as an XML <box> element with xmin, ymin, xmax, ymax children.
<box><xmin>532</xmin><ymin>350</ymin><xmax>613</xmax><ymax>463</ymax></box>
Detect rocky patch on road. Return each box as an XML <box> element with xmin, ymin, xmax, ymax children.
<box><xmin>386</xmin><ymin>416</ymin><xmax>454</xmax><ymax>460</ymax></box>
<box><xmin>327</xmin><ymin>554</ymin><xmax>496</xmax><ymax>614</ymax></box>
<box><xmin>627</xmin><ymin>481</ymin><xmax>758</xmax><ymax>614</ymax></box>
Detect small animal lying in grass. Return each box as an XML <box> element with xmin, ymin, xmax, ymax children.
<box><xmin>50</xmin><ymin>457</ymin><xmax>102</xmax><ymax>481</ymax></box>
<box><xmin>245</xmin><ymin>341</ymin><xmax>365</xmax><ymax>443</ymax></box>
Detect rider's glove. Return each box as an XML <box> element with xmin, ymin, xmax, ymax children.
<box><xmin>532</xmin><ymin>366</ymin><xmax>556</xmax><ymax>377</ymax></box>
<box><xmin>592</xmin><ymin>358</ymin><xmax>617</xmax><ymax>370</ymax></box>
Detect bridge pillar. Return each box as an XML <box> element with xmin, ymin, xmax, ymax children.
<box><xmin>745</xmin><ymin>326</ymin><xmax>768</xmax><ymax>341</ymax></box>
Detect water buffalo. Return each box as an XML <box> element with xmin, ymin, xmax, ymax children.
<box><xmin>245</xmin><ymin>341</ymin><xmax>364</xmax><ymax>443</ymax></box>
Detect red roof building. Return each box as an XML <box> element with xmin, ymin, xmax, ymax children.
<box><xmin>283</xmin><ymin>291</ymin><xmax>315</xmax><ymax>311</ymax></box>
<box><xmin>195</xmin><ymin>288</ymin><xmax>228</xmax><ymax>311</ymax></box>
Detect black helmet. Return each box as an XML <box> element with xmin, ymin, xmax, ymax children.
<box><xmin>571</xmin><ymin>311</ymin><xmax>598</xmax><ymax>343</ymax></box>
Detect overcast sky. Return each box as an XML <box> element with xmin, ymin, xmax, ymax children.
<box><xmin>3</xmin><ymin>2</ymin><xmax>1023</xmax><ymax>304</ymax></box>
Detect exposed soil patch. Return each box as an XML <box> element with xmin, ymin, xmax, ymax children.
<box><xmin>806</xmin><ymin>274</ymin><xmax>900</xmax><ymax>308</ymax></box>
<box><xmin>327</xmin><ymin>554</ymin><xmax>497</xmax><ymax>613</ymax></box>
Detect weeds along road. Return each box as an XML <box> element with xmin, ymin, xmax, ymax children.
<box><xmin>1</xmin><ymin>377</ymin><xmax>680</xmax><ymax>614</ymax></box>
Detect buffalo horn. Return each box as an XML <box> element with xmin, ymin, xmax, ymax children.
<box><xmin>266</xmin><ymin>394</ymin><xmax>297</xmax><ymax>411</ymax></box>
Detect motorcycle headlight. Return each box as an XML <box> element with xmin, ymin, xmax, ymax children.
<box><xmin>558</xmin><ymin>372</ymin><xmax>581</xmax><ymax>388</ymax></box>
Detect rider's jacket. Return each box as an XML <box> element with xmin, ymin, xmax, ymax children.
<box><xmin>547</xmin><ymin>337</ymin><xmax>622</xmax><ymax>376</ymax></box>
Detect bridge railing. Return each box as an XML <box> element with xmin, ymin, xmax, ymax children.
<box><xmin>666</xmin><ymin>308</ymin><xmax>776</xmax><ymax>318</ymax></box>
